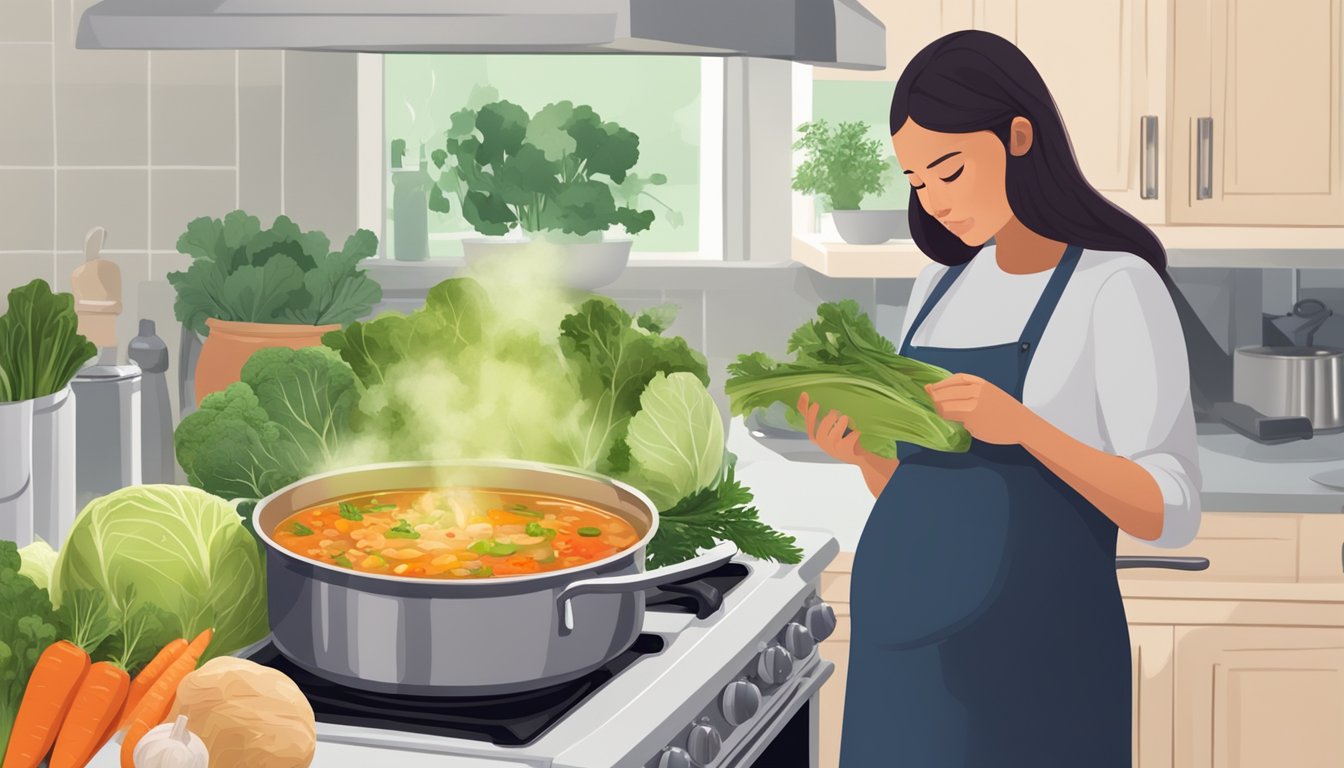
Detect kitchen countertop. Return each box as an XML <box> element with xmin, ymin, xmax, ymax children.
<box><xmin>728</xmin><ymin>418</ymin><xmax>1344</xmax><ymax>552</ymax></box>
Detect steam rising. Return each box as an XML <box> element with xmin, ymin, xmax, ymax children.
<box><xmin>322</xmin><ymin>240</ymin><xmax>598</xmax><ymax>487</ymax></box>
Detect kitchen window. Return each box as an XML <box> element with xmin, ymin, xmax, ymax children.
<box><xmin>792</xmin><ymin>73</ymin><xmax>906</xmax><ymax>239</ymax></box>
<box><xmin>359</xmin><ymin>55</ymin><xmax>724</xmax><ymax>261</ymax></box>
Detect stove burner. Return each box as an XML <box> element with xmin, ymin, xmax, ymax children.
<box><xmin>247</xmin><ymin>634</ymin><xmax>665</xmax><ymax>747</ymax></box>
<box><xmin>644</xmin><ymin>562</ymin><xmax>750</xmax><ymax>615</ymax></box>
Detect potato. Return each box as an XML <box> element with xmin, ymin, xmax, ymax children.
<box><xmin>167</xmin><ymin>657</ymin><xmax>316</xmax><ymax>768</ymax></box>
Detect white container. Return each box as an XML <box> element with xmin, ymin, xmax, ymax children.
<box><xmin>462</xmin><ymin>235</ymin><xmax>632</xmax><ymax>290</ymax></box>
<box><xmin>831</xmin><ymin>209</ymin><xmax>908</xmax><ymax>245</ymax></box>
<box><xmin>0</xmin><ymin>399</ymin><xmax>35</xmax><ymax>546</ymax></box>
<box><xmin>31</xmin><ymin>386</ymin><xmax>76</xmax><ymax>545</ymax></box>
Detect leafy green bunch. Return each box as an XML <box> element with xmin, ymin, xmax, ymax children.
<box><xmin>168</xmin><ymin>209</ymin><xmax>383</xmax><ymax>336</ymax></box>
<box><xmin>429</xmin><ymin>100</ymin><xmax>658</xmax><ymax>238</ymax></box>
<box><xmin>791</xmin><ymin>119</ymin><xmax>891</xmax><ymax>211</ymax></box>
<box><xmin>0</xmin><ymin>280</ymin><xmax>96</xmax><ymax>402</ymax></box>
<box><xmin>726</xmin><ymin>300</ymin><xmax>970</xmax><ymax>457</ymax></box>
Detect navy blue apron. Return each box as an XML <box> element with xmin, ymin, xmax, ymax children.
<box><xmin>839</xmin><ymin>244</ymin><xmax>1131</xmax><ymax>767</ymax></box>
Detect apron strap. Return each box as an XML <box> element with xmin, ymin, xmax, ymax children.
<box><xmin>1015</xmin><ymin>243</ymin><xmax>1084</xmax><ymax>387</ymax></box>
<box><xmin>900</xmin><ymin>261</ymin><xmax>969</xmax><ymax>354</ymax></box>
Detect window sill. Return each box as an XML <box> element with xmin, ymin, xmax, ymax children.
<box><xmin>790</xmin><ymin>234</ymin><xmax>929</xmax><ymax>278</ymax></box>
<box><xmin>366</xmin><ymin>257</ymin><xmax>819</xmax><ymax>294</ymax></box>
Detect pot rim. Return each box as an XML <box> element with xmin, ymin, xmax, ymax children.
<box><xmin>252</xmin><ymin>458</ymin><xmax>661</xmax><ymax>588</ymax></box>
<box><xmin>204</xmin><ymin>317</ymin><xmax>342</xmax><ymax>335</ymax></box>
<box><xmin>1236</xmin><ymin>345</ymin><xmax>1344</xmax><ymax>359</ymax></box>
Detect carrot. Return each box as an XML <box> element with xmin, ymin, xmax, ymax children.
<box><xmin>2</xmin><ymin>640</ymin><xmax>91</xmax><ymax>768</ymax></box>
<box><xmin>119</xmin><ymin>630</ymin><xmax>212</xmax><ymax>768</ymax></box>
<box><xmin>115</xmin><ymin>638</ymin><xmax>188</xmax><ymax>732</ymax></box>
<box><xmin>47</xmin><ymin>661</ymin><xmax>130</xmax><ymax>768</ymax></box>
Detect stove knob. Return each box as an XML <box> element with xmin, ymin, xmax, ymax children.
<box><xmin>805</xmin><ymin>601</ymin><xmax>837</xmax><ymax>642</ymax></box>
<box><xmin>721</xmin><ymin>679</ymin><xmax>762</xmax><ymax>726</ymax></box>
<box><xmin>657</xmin><ymin>746</ymin><xmax>694</xmax><ymax>768</ymax></box>
<box><xmin>783</xmin><ymin>622</ymin><xmax>815</xmax><ymax>658</ymax></box>
<box><xmin>686</xmin><ymin>722</ymin><xmax>723</xmax><ymax>766</ymax></box>
<box><xmin>756</xmin><ymin>643</ymin><xmax>794</xmax><ymax>685</ymax></box>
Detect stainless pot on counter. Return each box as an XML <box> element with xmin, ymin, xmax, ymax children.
<box><xmin>252</xmin><ymin>459</ymin><xmax>738</xmax><ymax>696</ymax></box>
<box><xmin>1234</xmin><ymin>299</ymin><xmax>1344</xmax><ymax>433</ymax></box>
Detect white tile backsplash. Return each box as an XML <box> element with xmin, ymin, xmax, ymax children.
<box><xmin>150</xmin><ymin>168</ymin><xmax>236</xmax><ymax>251</ymax></box>
<box><xmin>0</xmin><ymin>0</ymin><xmax>51</xmax><ymax>43</ymax></box>
<box><xmin>0</xmin><ymin>44</ymin><xmax>54</xmax><ymax>165</ymax></box>
<box><xmin>148</xmin><ymin>51</ymin><xmax>237</xmax><ymax>167</ymax></box>
<box><xmin>55</xmin><ymin>168</ymin><xmax>148</xmax><ymax>251</ymax></box>
<box><xmin>0</xmin><ymin>168</ymin><xmax>54</xmax><ymax>250</ymax></box>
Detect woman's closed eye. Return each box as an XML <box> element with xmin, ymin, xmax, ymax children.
<box><xmin>909</xmin><ymin>165</ymin><xmax>964</xmax><ymax>190</ymax></box>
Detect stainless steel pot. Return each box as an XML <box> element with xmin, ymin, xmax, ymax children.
<box><xmin>252</xmin><ymin>459</ymin><xmax>738</xmax><ymax>696</ymax></box>
<box><xmin>1233</xmin><ymin>345</ymin><xmax>1344</xmax><ymax>432</ymax></box>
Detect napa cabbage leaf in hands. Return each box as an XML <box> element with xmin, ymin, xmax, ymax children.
<box><xmin>726</xmin><ymin>301</ymin><xmax>970</xmax><ymax>456</ymax></box>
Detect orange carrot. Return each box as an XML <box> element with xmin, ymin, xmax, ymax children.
<box><xmin>119</xmin><ymin>630</ymin><xmax>212</xmax><ymax>768</ymax></box>
<box><xmin>115</xmin><ymin>638</ymin><xmax>188</xmax><ymax>732</ymax></box>
<box><xmin>2</xmin><ymin>640</ymin><xmax>91</xmax><ymax>768</ymax></box>
<box><xmin>47</xmin><ymin>661</ymin><xmax>130</xmax><ymax>768</ymax></box>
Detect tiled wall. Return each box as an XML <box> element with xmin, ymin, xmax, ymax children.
<box><xmin>0</xmin><ymin>0</ymin><xmax>359</xmax><ymax>351</ymax></box>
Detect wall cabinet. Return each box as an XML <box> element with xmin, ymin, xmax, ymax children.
<box><xmin>1169</xmin><ymin>0</ymin><xmax>1344</xmax><ymax>225</ymax></box>
<box><xmin>816</xmin><ymin>0</ymin><xmax>1344</xmax><ymax>240</ymax></box>
<box><xmin>975</xmin><ymin>0</ymin><xmax>1169</xmax><ymax>224</ymax></box>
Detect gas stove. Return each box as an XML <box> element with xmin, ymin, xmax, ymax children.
<box><xmin>245</xmin><ymin>528</ymin><xmax>839</xmax><ymax>768</ymax></box>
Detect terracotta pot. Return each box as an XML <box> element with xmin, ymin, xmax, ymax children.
<box><xmin>195</xmin><ymin>319</ymin><xmax>340</xmax><ymax>405</ymax></box>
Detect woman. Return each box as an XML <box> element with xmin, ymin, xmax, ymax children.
<box><xmin>801</xmin><ymin>30</ymin><xmax>1202</xmax><ymax>766</ymax></box>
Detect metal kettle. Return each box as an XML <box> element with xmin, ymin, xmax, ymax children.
<box><xmin>1263</xmin><ymin>298</ymin><xmax>1333</xmax><ymax>347</ymax></box>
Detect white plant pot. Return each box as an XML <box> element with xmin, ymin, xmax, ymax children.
<box><xmin>832</xmin><ymin>209</ymin><xmax>908</xmax><ymax>245</ymax></box>
<box><xmin>462</xmin><ymin>234</ymin><xmax>633</xmax><ymax>291</ymax></box>
<box><xmin>31</xmin><ymin>386</ymin><xmax>75</xmax><ymax>546</ymax></box>
<box><xmin>0</xmin><ymin>398</ymin><xmax>34</xmax><ymax>547</ymax></box>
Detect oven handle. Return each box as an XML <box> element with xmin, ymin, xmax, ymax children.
<box><xmin>719</xmin><ymin>659</ymin><xmax>834</xmax><ymax>767</ymax></box>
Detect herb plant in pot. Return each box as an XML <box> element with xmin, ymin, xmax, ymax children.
<box><xmin>793</xmin><ymin>119</ymin><xmax>902</xmax><ymax>245</ymax></box>
<box><xmin>168</xmin><ymin>210</ymin><xmax>382</xmax><ymax>405</ymax></box>
<box><xmin>429</xmin><ymin>100</ymin><xmax>658</xmax><ymax>290</ymax></box>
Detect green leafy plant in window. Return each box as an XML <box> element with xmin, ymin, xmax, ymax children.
<box><xmin>428</xmin><ymin>100</ymin><xmax>662</xmax><ymax>239</ymax></box>
<box><xmin>791</xmin><ymin>119</ymin><xmax>891</xmax><ymax>211</ymax></box>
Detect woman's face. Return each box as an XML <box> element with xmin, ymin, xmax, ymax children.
<box><xmin>891</xmin><ymin>118</ymin><xmax>1018</xmax><ymax>247</ymax></box>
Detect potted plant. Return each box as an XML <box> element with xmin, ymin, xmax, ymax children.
<box><xmin>792</xmin><ymin>119</ymin><xmax>902</xmax><ymax>245</ymax></box>
<box><xmin>429</xmin><ymin>99</ymin><xmax>659</xmax><ymax>289</ymax></box>
<box><xmin>168</xmin><ymin>209</ymin><xmax>383</xmax><ymax>405</ymax></box>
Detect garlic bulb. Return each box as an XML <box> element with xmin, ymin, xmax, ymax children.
<box><xmin>133</xmin><ymin>715</ymin><xmax>210</xmax><ymax>768</ymax></box>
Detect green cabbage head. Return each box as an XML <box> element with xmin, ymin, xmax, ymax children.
<box><xmin>51</xmin><ymin>485</ymin><xmax>268</xmax><ymax>661</ymax></box>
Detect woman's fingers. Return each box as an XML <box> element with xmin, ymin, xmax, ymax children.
<box><xmin>927</xmin><ymin>384</ymin><xmax>979</xmax><ymax>402</ymax></box>
<box><xmin>827</xmin><ymin>414</ymin><xmax>849</xmax><ymax>440</ymax></box>
<box><xmin>927</xmin><ymin>373</ymin><xmax>976</xmax><ymax>391</ymax></box>
<box><xmin>817</xmin><ymin>409</ymin><xmax>841</xmax><ymax>441</ymax></box>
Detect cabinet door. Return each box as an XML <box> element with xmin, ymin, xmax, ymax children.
<box><xmin>974</xmin><ymin>0</ymin><xmax>1168</xmax><ymax>224</ymax></box>
<box><xmin>1130</xmin><ymin>624</ymin><xmax>1175</xmax><ymax>768</ymax></box>
<box><xmin>815</xmin><ymin>0</ymin><xmax>974</xmax><ymax>82</ymax></box>
<box><xmin>1175</xmin><ymin>626</ymin><xmax>1344</xmax><ymax>768</ymax></box>
<box><xmin>1170</xmin><ymin>0</ymin><xmax>1344</xmax><ymax>224</ymax></box>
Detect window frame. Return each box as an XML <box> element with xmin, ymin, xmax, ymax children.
<box><xmin>356</xmin><ymin>53</ymin><xmax>725</xmax><ymax>262</ymax></box>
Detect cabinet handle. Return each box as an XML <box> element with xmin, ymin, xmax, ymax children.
<box><xmin>1140</xmin><ymin>115</ymin><xmax>1158</xmax><ymax>200</ymax></box>
<box><xmin>1196</xmin><ymin>117</ymin><xmax>1213</xmax><ymax>200</ymax></box>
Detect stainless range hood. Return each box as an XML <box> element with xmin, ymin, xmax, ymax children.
<box><xmin>75</xmin><ymin>0</ymin><xmax>886</xmax><ymax>70</ymax></box>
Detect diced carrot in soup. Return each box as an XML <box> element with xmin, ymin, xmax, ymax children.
<box><xmin>274</xmin><ymin>489</ymin><xmax>638</xmax><ymax>580</ymax></box>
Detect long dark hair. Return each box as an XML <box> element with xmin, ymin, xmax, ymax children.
<box><xmin>890</xmin><ymin>30</ymin><xmax>1166</xmax><ymax>272</ymax></box>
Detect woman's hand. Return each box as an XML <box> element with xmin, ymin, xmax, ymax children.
<box><xmin>798</xmin><ymin>393</ymin><xmax>899</xmax><ymax>498</ymax></box>
<box><xmin>925</xmin><ymin>373</ymin><xmax>1036</xmax><ymax>445</ymax></box>
<box><xmin>799</xmin><ymin>392</ymin><xmax>865</xmax><ymax>464</ymax></box>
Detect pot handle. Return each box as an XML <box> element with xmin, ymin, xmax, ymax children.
<box><xmin>556</xmin><ymin>541</ymin><xmax>739</xmax><ymax>635</ymax></box>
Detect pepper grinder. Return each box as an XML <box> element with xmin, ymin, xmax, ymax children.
<box><xmin>128</xmin><ymin>319</ymin><xmax>173</xmax><ymax>484</ymax></box>
<box><xmin>70</xmin><ymin>227</ymin><xmax>142</xmax><ymax>508</ymax></box>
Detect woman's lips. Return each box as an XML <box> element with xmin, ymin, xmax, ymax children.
<box><xmin>942</xmin><ymin>218</ymin><xmax>974</xmax><ymax>235</ymax></box>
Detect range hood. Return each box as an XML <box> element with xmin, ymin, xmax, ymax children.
<box><xmin>75</xmin><ymin>0</ymin><xmax>886</xmax><ymax>70</ymax></box>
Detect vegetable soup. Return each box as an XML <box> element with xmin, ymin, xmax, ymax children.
<box><xmin>272</xmin><ymin>489</ymin><xmax>642</xmax><ymax>579</ymax></box>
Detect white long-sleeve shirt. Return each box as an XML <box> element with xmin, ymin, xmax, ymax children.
<box><xmin>899</xmin><ymin>245</ymin><xmax>1203</xmax><ymax>549</ymax></box>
